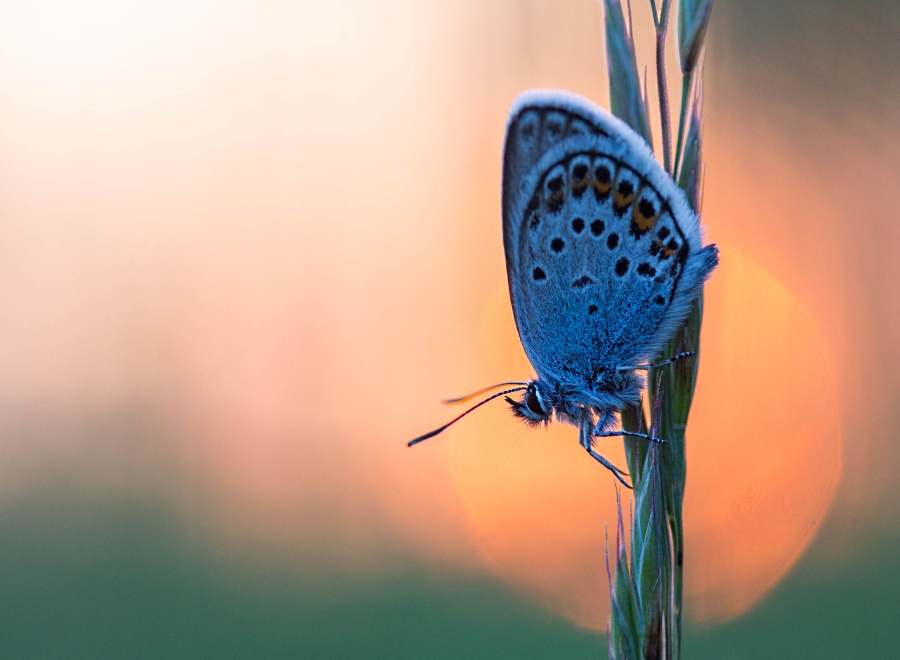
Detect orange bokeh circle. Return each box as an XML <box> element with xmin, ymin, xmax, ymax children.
<box><xmin>448</xmin><ymin>248</ymin><xmax>841</xmax><ymax>629</ymax></box>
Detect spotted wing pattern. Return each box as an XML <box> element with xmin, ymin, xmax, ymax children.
<box><xmin>502</xmin><ymin>90</ymin><xmax>717</xmax><ymax>383</ymax></box>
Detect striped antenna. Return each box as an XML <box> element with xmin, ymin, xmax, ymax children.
<box><xmin>442</xmin><ymin>382</ymin><xmax>529</xmax><ymax>404</ymax></box>
<box><xmin>408</xmin><ymin>387</ymin><xmax>528</xmax><ymax>447</ymax></box>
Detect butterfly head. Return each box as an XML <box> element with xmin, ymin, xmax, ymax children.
<box><xmin>507</xmin><ymin>380</ymin><xmax>554</xmax><ymax>426</ymax></box>
<box><xmin>507</xmin><ymin>376</ymin><xmax>620</xmax><ymax>428</ymax></box>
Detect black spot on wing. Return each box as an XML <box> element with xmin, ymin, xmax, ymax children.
<box><xmin>615</xmin><ymin>257</ymin><xmax>629</xmax><ymax>276</ymax></box>
<box><xmin>613</xmin><ymin>179</ymin><xmax>635</xmax><ymax>216</ymax></box>
<box><xmin>547</xmin><ymin>175</ymin><xmax>565</xmax><ymax>213</ymax></box>
<box><xmin>546</xmin><ymin>116</ymin><xmax>564</xmax><ymax>140</ymax></box>
<box><xmin>630</xmin><ymin>196</ymin><xmax>659</xmax><ymax>238</ymax></box>
<box><xmin>607</xmin><ymin>233</ymin><xmax>619</xmax><ymax>249</ymax></box>
<box><xmin>588</xmin><ymin>304</ymin><xmax>599</xmax><ymax>314</ymax></box>
<box><xmin>593</xmin><ymin>165</ymin><xmax>612</xmax><ymax>201</ymax></box>
<box><xmin>572</xmin><ymin>275</ymin><xmax>594</xmax><ymax>289</ymax></box>
<box><xmin>637</xmin><ymin>262</ymin><xmax>656</xmax><ymax>277</ymax></box>
<box><xmin>550</xmin><ymin>237</ymin><xmax>565</xmax><ymax>253</ymax></box>
<box><xmin>566</xmin><ymin>118</ymin><xmax>592</xmax><ymax>137</ymax></box>
<box><xmin>514</xmin><ymin>111</ymin><xmax>540</xmax><ymax>148</ymax></box>
<box><xmin>651</xmin><ymin>235</ymin><xmax>681</xmax><ymax>260</ymax></box>
<box><xmin>533</xmin><ymin>267</ymin><xmax>546</xmax><ymax>281</ymax></box>
<box><xmin>571</xmin><ymin>217</ymin><xmax>585</xmax><ymax>234</ymax></box>
<box><xmin>591</xmin><ymin>219</ymin><xmax>604</xmax><ymax>236</ymax></box>
<box><xmin>571</xmin><ymin>163</ymin><xmax>589</xmax><ymax>198</ymax></box>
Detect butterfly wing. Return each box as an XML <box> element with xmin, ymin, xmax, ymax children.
<box><xmin>501</xmin><ymin>90</ymin><xmax>718</xmax><ymax>383</ymax></box>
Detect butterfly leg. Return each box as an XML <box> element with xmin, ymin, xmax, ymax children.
<box><xmin>593</xmin><ymin>410</ymin><xmax>616</xmax><ymax>435</ymax></box>
<box><xmin>596</xmin><ymin>429</ymin><xmax>666</xmax><ymax>443</ymax></box>
<box><xmin>579</xmin><ymin>417</ymin><xmax>631</xmax><ymax>488</ymax></box>
<box><xmin>591</xmin><ymin>410</ymin><xmax>665</xmax><ymax>443</ymax></box>
<box><xmin>616</xmin><ymin>351</ymin><xmax>696</xmax><ymax>371</ymax></box>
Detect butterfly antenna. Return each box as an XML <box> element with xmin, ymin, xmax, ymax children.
<box><xmin>443</xmin><ymin>382</ymin><xmax>529</xmax><ymax>404</ymax></box>
<box><xmin>408</xmin><ymin>387</ymin><xmax>528</xmax><ymax>447</ymax></box>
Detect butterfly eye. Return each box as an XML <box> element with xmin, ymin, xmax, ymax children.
<box><xmin>525</xmin><ymin>386</ymin><xmax>545</xmax><ymax>416</ymax></box>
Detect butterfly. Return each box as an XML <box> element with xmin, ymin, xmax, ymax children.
<box><xmin>410</xmin><ymin>90</ymin><xmax>718</xmax><ymax>487</ymax></box>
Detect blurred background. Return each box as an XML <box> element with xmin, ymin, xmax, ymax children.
<box><xmin>0</xmin><ymin>0</ymin><xmax>897</xmax><ymax>657</ymax></box>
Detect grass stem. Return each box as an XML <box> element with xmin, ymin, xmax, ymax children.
<box><xmin>655</xmin><ymin>0</ymin><xmax>673</xmax><ymax>175</ymax></box>
<box><xmin>673</xmin><ymin>72</ymin><xmax>694</xmax><ymax>182</ymax></box>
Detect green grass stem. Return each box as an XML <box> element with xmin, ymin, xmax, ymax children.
<box><xmin>603</xmin><ymin>1</ymin><xmax>712</xmax><ymax>658</ymax></box>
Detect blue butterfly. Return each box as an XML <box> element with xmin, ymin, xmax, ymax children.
<box><xmin>410</xmin><ymin>90</ymin><xmax>718</xmax><ymax>487</ymax></box>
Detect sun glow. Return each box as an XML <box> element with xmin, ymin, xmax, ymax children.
<box><xmin>450</xmin><ymin>249</ymin><xmax>841</xmax><ymax>629</ymax></box>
